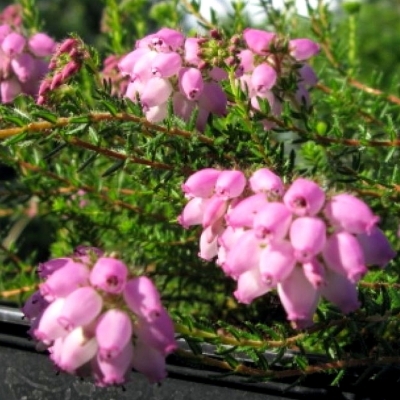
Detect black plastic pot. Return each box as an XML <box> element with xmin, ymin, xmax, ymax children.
<box><xmin>0</xmin><ymin>304</ymin><xmax>397</xmax><ymax>400</ymax></box>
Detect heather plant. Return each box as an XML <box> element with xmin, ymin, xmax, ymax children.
<box><xmin>1</xmin><ymin>0</ymin><xmax>400</xmax><ymax>392</ymax></box>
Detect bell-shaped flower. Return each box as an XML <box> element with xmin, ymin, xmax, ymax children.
<box><xmin>209</xmin><ymin>67</ymin><xmax>228</xmax><ymax>81</ymax></box>
<box><xmin>277</xmin><ymin>266</ymin><xmax>319</xmax><ymax>329</ymax></box>
<box><xmin>131</xmin><ymin>50</ymin><xmax>157</xmax><ymax>81</ymax></box>
<box><xmin>1</xmin><ymin>78</ymin><xmax>21</xmax><ymax>103</ymax></box>
<box><xmin>39</xmin><ymin>260</ymin><xmax>90</xmax><ymax>302</ymax></box>
<box><xmin>218</xmin><ymin>226</ymin><xmax>245</xmax><ymax>251</ymax></box>
<box><xmin>237</xmin><ymin>49</ymin><xmax>255</xmax><ymax>75</ymax></box>
<box><xmin>95</xmin><ymin>342</ymin><xmax>133</xmax><ymax>386</ymax></box>
<box><xmin>57</xmin><ymin>287</ymin><xmax>103</xmax><ymax>332</ymax></box>
<box><xmin>151</xmin><ymin>51</ymin><xmax>182</xmax><ymax>78</ymax></box>
<box><xmin>90</xmin><ymin>257</ymin><xmax>128</xmax><ymax>294</ymax></box>
<box><xmin>57</xmin><ymin>327</ymin><xmax>98</xmax><ymax>373</ymax></box>
<box><xmin>96</xmin><ymin>309</ymin><xmax>132</xmax><ymax>360</ymax></box>
<box><xmin>1</xmin><ymin>32</ymin><xmax>25</xmax><ymax>55</ymax></box>
<box><xmin>181</xmin><ymin>168</ymin><xmax>220</xmax><ymax>198</ymax></box>
<box><xmin>34</xmin><ymin>298</ymin><xmax>68</xmax><ymax>344</ymax></box>
<box><xmin>357</xmin><ymin>226</ymin><xmax>396</xmax><ymax>268</ymax></box>
<box><xmin>198</xmin><ymin>81</ymin><xmax>227</xmax><ymax>116</ymax></box>
<box><xmin>28</xmin><ymin>33</ymin><xmax>56</xmax><ymax>57</ymax></box>
<box><xmin>214</xmin><ymin>170</ymin><xmax>246</xmax><ymax>200</ymax></box>
<box><xmin>324</xmin><ymin>193</ymin><xmax>379</xmax><ymax>234</ymax></box>
<box><xmin>290</xmin><ymin>217</ymin><xmax>326</xmax><ymax>263</ymax></box>
<box><xmin>118</xmin><ymin>48</ymin><xmax>149</xmax><ymax>77</ymax></box>
<box><xmin>140</xmin><ymin>77</ymin><xmax>172</xmax><ymax>109</ymax></box>
<box><xmin>322</xmin><ymin>231</ymin><xmax>367</xmax><ymax>283</ymax></box>
<box><xmin>0</xmin><ymin>25</ymin><xmax>11</xmax><ymax>43</ymax></box>
<box><xmin>289</xmin><ymin>39</ymin><xmax>320</xmax><ymax>61</ymax></box>
<box><xmin>134</xmin><ymin>307</ymin><xmax>176</xmax><ymax>355</ymax></box>
<box><xmin>234</xmin><ymin>267</ymin><xmax>271</xmax><ymax>304</ymax></box>
<box><xmin>321</xmin><ymin>269</ymin><xmax>360</xmax><ymax>313</ymax></box>
<box><xmin>202</xmin><ymin>195</ymin><xmax>227</xmax><ymax>228</ymax></box>
<box><xmin>123</xmin><ymin>277</ymin><xmax>162</xmax><ymax>321</ymax></box>
<box><xmin>184</xmin><ymin>37</ymin><xmax>201</xmax><ymax>66</ymax></box>
<box><xmin>131</xmin><ymin>339</ymin><xmax>167</xmax><ymax>383</ymax></box>
<box><xmin>225</xmin><ymin>193</ymin><xmax>269</xmax><ymax>228</ymax></box>
<box><xmin>11</xmin><ymin>53</ymin><xmax>35</xmax><ymax>82</ymax></box>
<box><xmin>145</xmin><ymin>102</ymin><xmax>168</xmax><ymax>123</ymax></box>
<box><xmin>199</xmin><ymin>226</ymin><xmax>219</xmax><ymax>260</ymax></box>
<box><xmin>259</xmin><ymin>240</ymin><xmax>296</xmax><ymax>287</ymax></box>
<box><xmin>302</xmin><ymin>258</ymin><xmax>326</xmax><ymax>289</ymax></box>
<box><xmin>173</xmin><ymin>91</ymin><xmax>196</xmax><ymax>121</ymax></box>
<box><xmin>283</xmin><ymin>178</ymin><xmax>325</xmax><ymax>216</ymax></box>
<box><xmin>249</xmin><ymin>168</ymin><xmax>284</xmax><ymax>196</ymax></box>
<box><xmin>243</xmin><ymin>28</ymin><xmax>276</xmax><ymax>55</ymax></box>
<box><xmin>223</xmin><ymin>230</ymin><xmax>262</xmax><ymax>279</ymax></box>
<box><xmin>38</xmin><ymin>257</ymin><xmax>70</xmax><ymax>278</ymax></box>
<box><xmin>253</xmin><ymin>202</ymin><xmax>292</xmax><ymax>243</ymax></box>
<box><xmin>299</xmin><ymin>64</ymin><xmax>318</xmax><ymax>86</ymax></box>
<box><xmin>178</xmin><ymin>197</ymin><xmax>210</xmax><ymax>228</ymax></box>
<box><xmin>151</xmin><ymin>27</ymin><xmax>184</xmax><ymax>51</ymax></box>
<box><xmin>179</xmin><ymin>67</ymin><xmax>204</xmax><ymax>100</ymax></box>
<box><xmin>251</xmin><ymin>63</ymin><xmax>277</xmax><ymax>94</ymax></box>
<box><xmin>22</xmin><ymin>291</ymin><xmax>48</xmax><ymax>320</ymax></box>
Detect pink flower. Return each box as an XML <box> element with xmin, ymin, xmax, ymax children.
<box><xmin>249</xmin><ymin>168</ymin><xmax>284</xmax><ymax>195</ymax></box>
<box><xmin>28</xmin><ymin>33</ymin><xmax>56</xmax><ymax>57</ymax></box>
<box><xmin>323</xmin><ymin>231</ymin><xmax>367</xmax><ymax>283</ymax></box>
<box><xmin>324</xmin><ymin>193</ymin><xmax>380</xmax><ymax>234</ymax></box>
<box><xmin>283</xmin><ymin>178</ymin><xmax>325</xmax><ymax>216</ymax></box>
<box><xmin>178</xmin><ymin>197</ymin><xmax>210</xmax><ymax>228</ymax></box>
<box><xmin>259</xmin><ymin>240</ymin><xmax>296</xmax><ymax>287</ymax></box>
<box><xmin>289</xmin><ymin>217</ymin><xmax>326</xmax><ymax>263</ymax></box>
<box><xmin>96</xmin><ymin>309</ymin><xmax>133</xmax><ymax>360</ymax></box>
<box><xmin>251</xmin><ymin>63</ymin><xmax>278</xmax><ymax>94</ymax></box>
<box><xmin>302</xmin><ymin>258</ymin><xmax>326</xmax><ymax>289</ymax></box>
<box><xmin>214</xmin><ymin>170</ymin><xmax>246</xmax><ymax>199</ymax></box>
<box><xmin>277</xmin><ymin>266</ymin><xmax>319</xmax><ymax>329</ymax></box>
<box><xmin>90</xmin><ymin>257</ymin><xmax>128</xmax><ymax>293</ymax></box>
<box><xmin>123</xmin><ymin>277</ymin><xmax>162</xmax><ymax>321</ymax></box>
<box><xmin>289</xmin><ymin>39</ymin><xmax>320</xmax><ymax>61</ymax></box>
<box><xmin>357</xmin><ymin>226</ymin><xmax>396</xmax><ymax>267</ymax></box>
<box><xmin>151</xmin><ymin>51</ymin><xmax>182</xmax><ymax>78</ymax></box>
<box><xmin>1</xmin><ymin>32</ymin><xmax>25</xmax><ymax>55</ymax></box>
<box><xmin>179</xmin><ymin>67</ymin><xmax>204</xmax><ymax>100</ymax></box>
<box><xmin>243</xmin><ymin>28</ymin><xmax>276</xmax><ymax>55</ymax></box>
<box><xmin>181</xmin><ymin>168</ymin><xmax>221</xmax><ymax>198</ymax></box>
<box><xmin>234</xmin><ymin>268</ymin><xmax>271</xmax><ymax>304</ymax></box>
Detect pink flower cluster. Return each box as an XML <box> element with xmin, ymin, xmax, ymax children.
<box><xmin>234</xmin><ymin>29</ymin><xmax>319</xmax><ymax>129</ymax></box>
<box><xmin>23</xmin><ymin>246</ymin><xmax>176</xmax><ymax>386</ymax></box>
<box><xmin>118</xmin><ymin>28</ymin><xmax>227</xmax><ymax>131</ymax></box>
<box><xmin>37</xmin><ymin>38</ymin><xmax>86</xmax><ymax>105</ymax></box>
<box><xmin>178</xmin><ymin>168</ymin><xmax>396</xmax><ymax>329</ymax></box>
<box><xmin>0</xmin><ymin>24</ymin><xmax>56</xmax><ymax>103</ymax></box>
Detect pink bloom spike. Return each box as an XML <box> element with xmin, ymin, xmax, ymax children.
<box><xmin>96</xmin><ymin>309</ymin><xmax>132</xmax><ymax>360</ymax></box>
<box><xmin>57</xmin><ymin>287</ymin><xmax>103</xmax><ymax>332</ymax></box>
<box><xmin>277</xmin><ymin>266</ymin><xmax>319</xmax><ymax>329</ymax></box>
<box><xmin>283</xmin><ymin>178</ymin><xmax>325</xmax><ymax>216</ymax></box>
<box><xmin>322</xmin><ymin>231</ymin><xmax>367</xmax><ymax>283</ymax></box>
<box><xmin>289</xmin><ymin>217</ymin><xmax>326</xmax><ymax>263</ymax></box>
<box><xmin>90</xmin><ymin>257</ymin><xmax>128</xmax><ymax>294</ymax></box>
<box><xmin>324</xmin><ymin>193</ymin><xmax>380</xmax><ymax>234</ymax></box>
<box><xmin>123</xmin><ymin>277</ymin><xmax>162</xmax><ymax>321</ymax></box>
